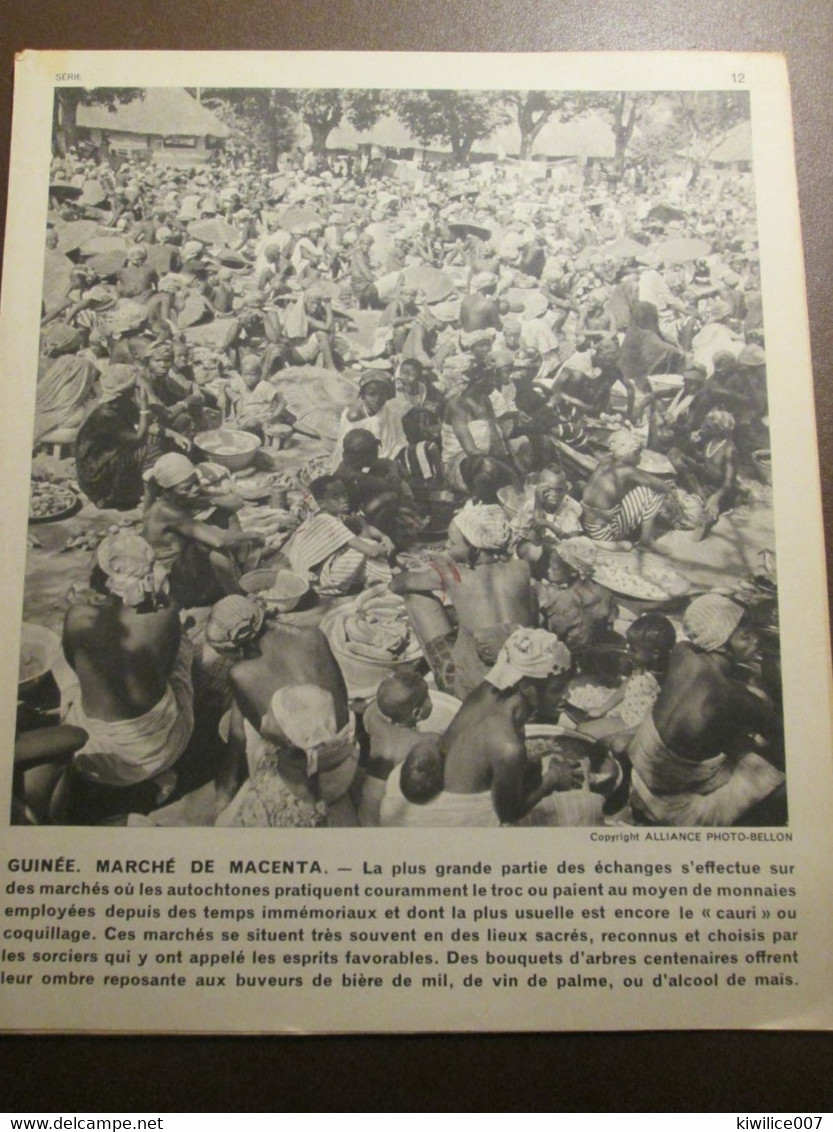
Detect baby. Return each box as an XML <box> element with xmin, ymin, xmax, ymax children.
<box><xmin>357</xmin><ymin>670</ymin><xmax>434</xmax><ymax>826</ymax></box>
<box><xmin>578</xmin><ymin>613</ymin><xmax>676</xmax><ymax>742</ymax></box>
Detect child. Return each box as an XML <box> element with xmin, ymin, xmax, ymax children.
<box><xmin>357</xmin><ymin>671</ymin><xmax>434</xmax><ymax>826</ymax></box>
<box><xmin>226</xmin><ymin>354</ymin><xmax>289</xmax><ymax>440</ymax></box>
<box><xmin>284</xmin><ymin>475</ymin><xmax>394</xmax><ymax>596</ymax></box>
<box><xmin>515</xmin><ymin>466</ymin><xmax>584</xmax><ymax>573</ymax></box>
<box><xmin>335</xmin><ymin>428</ymin><xmax>422</xmax><ymax>549</ymax></box>
<box><xmin>578</xmin><ymin>613</ymin><xmax>676</xmax><ymax>741</ymax></box>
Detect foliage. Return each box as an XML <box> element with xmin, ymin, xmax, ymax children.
<box><xmin>502</xmin><ymin>92</ymin><xmax>585</xmax><ymax>159</ymax></box>
<box><xmin>53</xmin><ymin>88</ymin><xmax>145</xmax><ymax>154</ymax></box>
<box><xmin>391</xmin><ymin>91</ymin><xmax>511</xmax><ymax>163</ymax></box>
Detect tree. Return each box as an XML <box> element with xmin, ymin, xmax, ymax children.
<box><xmin>278</xmin><ymin>89</ymin><xmax>388</xmax><ymax>157</ymax></box>
<box><xmin>53</xmin><ymin>88</ymin><xmax>145</xmax><ymax>155</ymax></box>
<box><xmin>391</xmin><ymin>91</ymin><xmax>511</xmax><ymax>164</ymax></box>
<box><xmin>205</xmin><ymin>89</ymin><xmax>298</xmax><ymax>171</ymax></box>
<box><xmin>502</xmin><ymin>91</ymin><xmax>584</xmax><ymax>160</ymax></box>
<box><xmin>624</xmin><ymin>91</ymin><xmax>750</xmax><ymax>183</ymax></box>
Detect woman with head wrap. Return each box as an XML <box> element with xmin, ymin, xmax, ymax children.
<box><xmin>141</xmin><ymin>340</ymin><xmax>205</xmax><ymax>436</ymax></box>
<box><xmin>581</xmin><ymin>428</ymin><xmax>671</xmax><ymax>554</ymax></box>
<box><xmin>206</xmin><ymin>595</ymin><xmax>358</xmax><ymax>827</ymax></box>
<box><xmin>60</xmin><ymin>532</ymin><xmax>195</xmax><ymax>816</ymax></box>
<box><xmin>142</xmin><ymin>453</ymin><xmax>260</xmax><ymax>608</ymax></box>
<box><xmin>666</xmin><ymin>407</ymin><xmax>739</xmax><ymax>540</ymax></box>
<box><xmin>74</xmin><ymin>365</ymin><xmax>155</xmax><ymax>510</ymax></box>
<box><xmin>391</xmin><ymin>497</ymin><xmax>536</xmax><ymax>701</ymax></box>
<box><xmin>404</xmin><ymin>627</ymin><xmax>590</xmax><ymax>827</ymax></box>
<box><xmin>626</xmin><ymin>592</ymin><xmax>785</xmax><ymax>826</ymax></box>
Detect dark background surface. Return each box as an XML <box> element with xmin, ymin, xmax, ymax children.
<box><xmin>1</xmin><ymin>0</ymin><xmax>832</xmax><ymax>1112</ymax></box>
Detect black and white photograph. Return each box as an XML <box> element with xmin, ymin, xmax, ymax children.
<box><xmin>13</xmin><ymin>80</ymin><xmax>788</xmax><ymax>831</ymax></box>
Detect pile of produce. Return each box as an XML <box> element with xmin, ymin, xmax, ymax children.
<box><xmin>341</xmin><ymin>587</ymin><xmax>414</xmax><ymax>662</ymax></box>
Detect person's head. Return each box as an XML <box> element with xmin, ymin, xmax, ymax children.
<box><xmin>703</xmin><ymin>408</ymin><xmax>736</xmax><ymax>437</ymax></box>
<box><xmin>486</xmin><ymin>628</ymin><xmax>574</xmax><ymax>718</ymax></box>
<box><xmin>309</xmin><ymin>474</ymin><xmax>351</xmax><ymax>517</ymax></box>
<box><xmin>127</xmin><ymin>244</ymin><xmax>148</xmax><ymax>265</ymax></box>
<box><xmin>400</xmin><ymin>737</ymin><xmax>445</xmax><ymax>805</ymax></box>
<box><xmin>240</xmin><ymin>354</ymin><xmax>263</xmax><ymax>389</ymax></box>
<box><xmin>626</xmin><ymin>613</ymin><xmax>676</xmax><ymax>674</ymax></box>
<box><xmin>682</xmin><ymin>364</ymin><xmax>708</xmax><ymax>395</ymax></box>
<box><xmin>501</xmin><ymin>318</ymin><xmax>522</xmax><ymax>351</ymax></box>
<box><xmin>402</xmin><ymin>406</ymin><xmax>441</xmax><ymax>445</ymax></box>
<box><xmin>461</xmin><ymin>455</ymin><xmax>514</xmax><ymax>505</ymax></box>
<box><xmin>608</xmin><ymin>428</ymin><xmax>644</xmax><ymax>466</ymax></box>
<box><xmin>376</xmin><ymin>670</ymin><xmax>432</xmax><ymax>727</ymax></box>
<box><xmin>146</xmin><ymin>344</ymin><xmax>174</xmax><ymax>379</ymax></box>
<box><xmin>711</xmin><ymin>350</ymin><xmax>737</xmax><ymax>377</ymax></box>
<box><xmin>530</xmin><ymin>467</ymin><xmax>568</xmax><ymax>514</ymax></box>
<box><xmin>490</xmin><ymin>347</ymin><xmax>515</xmax><ymax>384</ymax></box>
<box><xmin>94</xmin><ymin>532</ymin><xmax>169</xmax><ymax>610</ymax></box>
<box><xmin>45</xmin><ymin>229</ymin><xmax>59</xmax><ymax>250</ymax></box>
<box><xmin>341</xmin><ymin>428</ymin><xmax>380</xmax><ymax>468</ymax></box>
<box><xmin>145</xmin><ymin>453</ymin><xmax>201</xmax><ymax>501</ymax></box>
<box><xmin>630</xmin><ymin>301</ymin><xmax>661</xmax><ymax>334</ymax></box>
<box><xmin>683</xmin><ymin>593</ymin><xmax>753</xmax><ymax>658</ymax></box>
<box><xmin>205</xmin><ymin>594</ymin><xmax>266</xmax><ymax>656</ymax></box>
<box><xmin>98</xmin><ymin>364</ymin><xmax>137</xmax><ymax>404</ymax></box>
<box><xmin>400</xmin><ymin>285</ymin><xmax>418</xmax><ymax>307</ymax></box>
<box><xmin>470</xmin><ymin>338</ymin><xmax>495</xmax><ymax>367</ymax></box>
<box><xmin>397</xmin><ymin>357</ymin><xmax>424</xmax><ymax>394</ymax></box>
<box><xmin>471</xmin><ymin>271</ymin><xmax>498</xmax><ymax>295</ymax></box>
<box><xmin>446</xmin><ymin>502</ymin><xmax>512</xmax><ymax>565</ymax></box>
<box><xmin>359</xmin><ymin>373</ymin><xmax>394</xmax><ymax>415</ymax></box>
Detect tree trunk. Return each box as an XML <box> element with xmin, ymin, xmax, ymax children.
<box><xmin>57</xmin><ymin>91</ymin><xmax>79</xmax><ymax>155</ymax></box>
<box><xmin>518</xmin><ymin>110</ymin><xmax>551</xmax><ymax>161</ymax></box>
<box><xmin>308</xmin><ymin>119</ymin><xmax>333</xmax><ymax>157</ymax></box>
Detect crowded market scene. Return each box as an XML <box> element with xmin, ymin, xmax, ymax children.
<box><xmin>14</xmin><ymin>85</ymin><xmax>785</xmax><ymax>829</ymax></box>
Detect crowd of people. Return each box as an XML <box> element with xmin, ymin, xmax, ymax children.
<box><xmin>19</xmin><ymin>122</ymin><xmax>785</xmax><ymax>829</ymax></box>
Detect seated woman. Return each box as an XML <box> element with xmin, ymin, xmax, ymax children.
<box><xmin>581</xmin><ymin>428</ymin><xmax>671</xmax><ymax>554</ymax></box>
<box><xmin>331</xmin><ymin>371</ymin><xmax>407</xmax><ymax>470</ymax></box>
<box><xmin>141</xmin><ymin>340</ymin><xmax>205</xmax><ymax>436</ymax></box>
<box><xmin>142</xmin><ymin>453</ymin><xmax>258</xmax><ymax>608</ymax></box>
<box><xmin>390</xmin><ymin>498</ymin><xmax>536</xmax><ymax>701</ymax></box>
<box><xmin>667</xmin><ymin>409</ymin><xmax>740</xmax><ymax>541</ymax></box>
<box><xmin>60</xmin><ymin>532</ymin><xmax>194</xmax><ymax>820</ymax></box>
<box><xmin>627</xmin><ymin>594</ymin><xmax>785</xmax><ymax>826</ymax></box>
<box><xmin>334</xmin><ymin>428</ymin><xmax>422</xmax><ymax>550</ymax></box>
<box><xmin>284</xmin><ymin>475</ymin><xmax>393</xmax><ymax>596</ymax></box>
<box><xmin>33</xmin><ymin>353</ymin><xmax>99</xmax><ymax>447</ymax></box>
<box><xmin>536</xmin><ymin>537</ymin><xmax>618</xmax><ymax>651</ymax></box>
<box><xmin>75</xmin><ymin>365</ymin><xmax>156</xmax><ymax>511</ymax></box>
<box><xmin>207</xmin><ymin>595</ymin><xmax>358</xmax><ymax>828</ymax></box>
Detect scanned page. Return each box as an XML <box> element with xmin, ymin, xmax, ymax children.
<box><xmin>0</xmin><ymin>51</ymin><xmax>831</xmax><ymax>1033</ymax></box>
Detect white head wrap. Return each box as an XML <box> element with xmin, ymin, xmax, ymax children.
<box><xmin>608</xmin><ymin>429</ymin><xmax>644</xmax><ymax>460</ymax></box>
<box><xmin>486</xmin><ymin>628</ymin><xmax>572</xmax><ymax>691</ymax></box>
<box><xmin>452</xmin><ymin>501</ymin><xmax>511</xmax><ymax>552</ymax></box>
<box><xmin>99</xmin><ymin>364</ymin><xmax>136</xmax><ymax>402</ymax></box>
<box><xmin>683</xmin><ymin>594</ymin><xmax>745</xmax><ymax>652</ymax></box>
<box><xmin>205</xmin><ymin>595</ymin><xmax>265</xmax><ymax>653</ymax></box>
<box><xmin>96</xmin><ymin>533</ymin><xmax>168</xmax><ymax>607</ymax></box>
<box><xmin>268</xmin><ymin>685</ymin><xmax>340</xmax><ymax>777</ymax></box>
<box><xmin>145</xmin><ymin>453</ymin><xmax>197</xmax><ymax>490</ymax></box>
<box><xmin>556</xmin><ymin>536</ymin><xmax>599</xmax><ymax>577</ymax></box>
